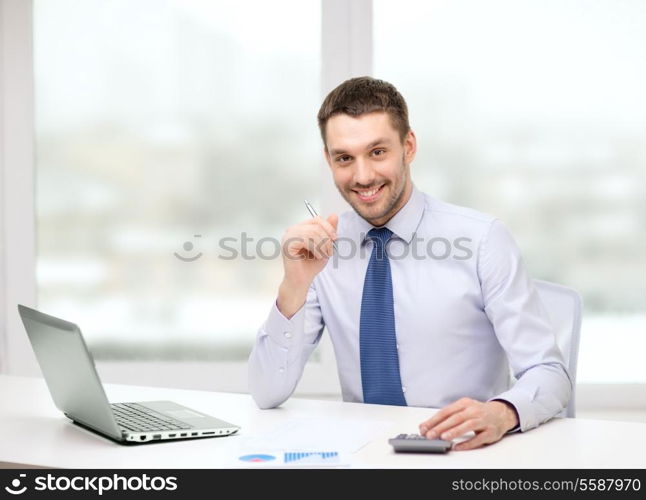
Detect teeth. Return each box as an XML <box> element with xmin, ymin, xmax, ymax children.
<box><xmin>357</xmin><ymin>186</ymin><xmax>381</xmax><ymax>197</ymax></box>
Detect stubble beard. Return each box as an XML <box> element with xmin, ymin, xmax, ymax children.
<box><xmin>339</xmin><ymin>155</ymin><xmax>409</xmax><ymax>227</ymax></box>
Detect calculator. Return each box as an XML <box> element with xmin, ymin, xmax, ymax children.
<box><xmin>388</xmin><ymin>434</ymin><xmax>453</xmax><ymax>453</ymax></box>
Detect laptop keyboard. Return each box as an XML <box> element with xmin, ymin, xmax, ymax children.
<box><xmin>111</xmin><ymin>402</ymin><xmax>193</xmax><ymax>433</ymax></box>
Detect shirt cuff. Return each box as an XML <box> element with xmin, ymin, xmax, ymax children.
<box><xmin>489</xmin><ymin>386</ymin><xmax>538</xmax><ymax>432</ymax></box>
<box><xmin>261</xmin><ymin>301</ymin><xmax>306</xmax><ymax>352</ymax></box>
<box><xmin>489</xmin><ymin>398</ymin><xmax>521</xmax><ymax>434</ymax></box>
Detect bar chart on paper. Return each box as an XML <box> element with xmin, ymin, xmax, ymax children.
<box><xmin>284</xmin><ymin>451</ymin><xmax>340</xmax><ymax>464</ymax></box>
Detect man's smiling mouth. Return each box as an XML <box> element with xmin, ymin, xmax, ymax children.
<box><xmin>353</xmin><ymin>184</ymin><xmax>385</xmax><ymax>202</ymax></box>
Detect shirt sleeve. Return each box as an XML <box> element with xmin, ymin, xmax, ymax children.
<box><xmin>478</xmin><ymin>219</ymin><xmax>573</xmax><ymax>432</ymax></box>
<box><xmin>248</xmin><ymin>282</ymin><xmax>325</xmax><ymax>409</ymax></box>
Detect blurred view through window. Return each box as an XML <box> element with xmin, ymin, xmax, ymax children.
<box><xmin>35</xmin><ymin>0</ymin><xmax>646</xmax><ymax>382</ymax></box>
<box><xmin>375</xmin><ymin>0</ymin><xmax>646</xmax><ymax>383</ymax></box>
<box><xmin>35</xmin><ymin>0</ymin><xmax>321</xmax><ymax>360</ymax></box>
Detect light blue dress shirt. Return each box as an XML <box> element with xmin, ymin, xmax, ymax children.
<box><xmin>248</xmin><ymin>186</ymin><xmax>572</xmax><ymax>431</ymax></box>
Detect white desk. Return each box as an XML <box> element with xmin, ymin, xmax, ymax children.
<box><xmin>1</xmin><ymin>375</ymin><xmax>644</xmax><ymax>468</ymax></box>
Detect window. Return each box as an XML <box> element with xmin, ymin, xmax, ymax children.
<box><xmin>35</xmin><ymin>0</ymin><xmax>321</xmax><ymax>361</ymax></box>
<box><xmin>27</xmin><ymin>0</ymin><xmax>645</xmax><ymax>391</ymax></box>
<box><xmin>374</xmin><ymin>0</ymin><xmax>646</xmax><ymax>382</ymax></box>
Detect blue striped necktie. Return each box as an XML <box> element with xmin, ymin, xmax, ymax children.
<box><xmin>360</xmin><ymin>227</ymin><xmax>407</xmax><ymax>406</ymax></box>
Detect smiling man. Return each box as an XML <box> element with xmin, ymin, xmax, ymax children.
<box><xmin>248</xmin><ymin>77</ymin><xmax>571</xmax><ymax>450</ymax></box>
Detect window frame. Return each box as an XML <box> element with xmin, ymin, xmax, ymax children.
<box><xmin>0</xmin><ymin>0</ymin><xmax>39</xmax><ymax>377</ymax></box>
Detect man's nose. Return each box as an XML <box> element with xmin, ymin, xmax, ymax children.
<box><xmin>353</xmin><ymin>158</ymin><xmax>376</xmax><ymax>187</ymax></box>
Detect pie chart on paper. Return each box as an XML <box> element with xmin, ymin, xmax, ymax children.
<box><xmin>238</xmin><ymin>454</ymin><xmax>277</xmax><ymax>463</ymax></box>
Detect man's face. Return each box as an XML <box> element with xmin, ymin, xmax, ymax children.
<box><xmin>324</xmin><ymin>111</ymin><xmax>416</xmax><ymax>227</ymax></box>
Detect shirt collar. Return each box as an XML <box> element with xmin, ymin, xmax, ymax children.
<box><xmin>344</xmin><ymin>184</ymin><xmax>426</xmax><ymax>246</ymax></box>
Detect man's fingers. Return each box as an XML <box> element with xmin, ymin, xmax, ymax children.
<box><xmin>285</xmin><ymin>226</ymin><xmax>332</xmax><ymax>260</ymax></box>
<box><xmin>423</xmin><ymin>410</ymin><xmax>470</xmax><ymax>439</ymax></box>
<box><xmin>303</xmin><ymin>228</ymin><xmax>330</xmax><ymax>259</ymax></box>
<box><xmin>453</xmin><ymin>430</ymin><xmax>494</xmax><ymax>451</ymax></box>
<box><xmin>419</xmin><ymin>399</ymin><xmax>473</xmax><ymax>436</ymax></box>
<box><xmin>314</xmin><ymin>216</ymin><xmax>337</xmax><ymax>241</ymax></box>
<box><xmin>438</xmin><ymin>419</ymin><xmax>483</xmax><ymax>441</ymax></box>
<box><xmin>301</xmin><ymin>217</ymin><xmax>336</xmax><ymax>247</ymax></box>
<box><xmin>309</xmin><ymin>226</ymin><xmax>334</xmax><ymax>257</ymax></box>
<box><xmin>419</xmin><ymin>410</ymin><xmax>458</xmax><ymax>437</ymax></box>
<box><xmin>327</xmin><ymin>213</ymin><xmax>339</xmax><ymax>232</ymax></box>
<box><xmin>319</xmin><ymin>236</ymin><xmax>333</xmax><ymax>257</ymax></box>
<box><xmin>419</xmin><ymin>403</ymin><xmax>462</xmax><ymax>431</ymax></box>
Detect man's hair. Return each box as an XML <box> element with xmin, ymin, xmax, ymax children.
<box><xmin>317</xmin><ymin>76</ymin><xmax>410</xmax><ymax>149</ymax></box>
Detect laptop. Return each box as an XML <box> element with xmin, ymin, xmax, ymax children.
<box><xmin>18</xmin><ymin>304</ymin><xmax>240</xmax><ymax>444</ymax></box>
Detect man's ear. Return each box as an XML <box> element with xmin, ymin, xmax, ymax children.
<box><xmin>404</xmin><ymin>129</ymin><xmax>417</xmax><ymax>164</ymax></box>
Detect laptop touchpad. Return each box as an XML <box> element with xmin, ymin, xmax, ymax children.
<box><xmin>165</xmin><ymin>409</ymin><xmax>206</xmax><ymax>419</ymax></box>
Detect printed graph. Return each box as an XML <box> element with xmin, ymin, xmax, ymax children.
<box><xmin>283</xmin><ymin>451</ymin><xmax>339</xmax><ymax>464</ymax></box>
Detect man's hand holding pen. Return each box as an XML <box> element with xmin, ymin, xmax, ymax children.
<box><xmin>277</xmin><ymin>212</ymin><xmax>338</xmax><ymax>319</ymax></box>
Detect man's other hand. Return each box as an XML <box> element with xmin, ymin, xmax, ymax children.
<box><xmin>418</xmin><ymin>398</ymin><xmax>519</xmax><ymax>451</ymax></box>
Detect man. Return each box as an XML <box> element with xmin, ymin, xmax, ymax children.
<box><xmin>248</xmin><ymin>77</ymin><xmax>571</xmax><ymax>451</ymax></box>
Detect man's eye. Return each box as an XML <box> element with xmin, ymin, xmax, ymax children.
<box><xmin>336</xmin><ymin>155</ymin><xmax>351</xmax><ymax>163</ymax></box>
<box><xmin>372</xmin><ymin>149</ymin><xmax>386</xmax><ymax>156</ymax></box>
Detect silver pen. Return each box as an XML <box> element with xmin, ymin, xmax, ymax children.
<box><xmin>304</xmin><ymin>200</ymin><xmax>338</xmax><ymax>251</ymax></box>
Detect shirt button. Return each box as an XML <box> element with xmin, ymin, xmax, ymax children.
<box><xmin>278</xmin><ymin>367</ymin><xmax>285</xmax><ymax>373</ymax></box>
<box><xmin>396</xmin><ymin>343</ymin><xmax>399</xmax><ymax>350</ymax></box>
<box><xmin>402</xmin><ymin>386</ymin><xmax>407</xmax><ymax>393</ymax></box>
<box><xmin>284</xmin><ymin>331</ymin><xmax>292</xmax><ymax>339</ymax></box>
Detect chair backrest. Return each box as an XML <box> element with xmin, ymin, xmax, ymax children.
<box><xmin>532</xmin><ymin>279</ymin><xmax>583</xmax><ymax>418</ymax></box>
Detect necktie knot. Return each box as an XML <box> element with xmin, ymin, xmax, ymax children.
<box><xmin>367</xmin><ymin>227</ymin><xmax>393</xmax><ymax>251</ymax></box>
